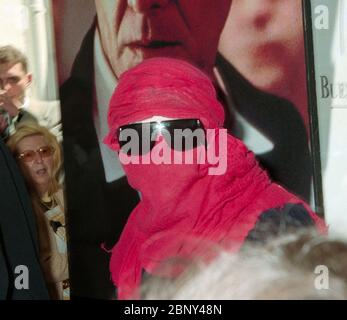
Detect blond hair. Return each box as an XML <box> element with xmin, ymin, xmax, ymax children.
<box><xmin>7</xmin><ymin>122</ymin><xmax>62</xmax><ymax>199</ymax></box>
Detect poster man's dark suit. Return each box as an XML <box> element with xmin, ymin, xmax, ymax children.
<box><xmin>0</xmin><ymin>138</ymin><xmax>49</xmax><ymax>300</ymax></box>
<box><xmin>60</xmin><ymin>23</ymin><xmax>311</xmax><ymax>299</ymax></box>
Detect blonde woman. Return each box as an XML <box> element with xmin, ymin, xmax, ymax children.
<box><xmin>7</xmin><ymin>122</ymin><xmax>69</xmax><ymax>300</ymax></box>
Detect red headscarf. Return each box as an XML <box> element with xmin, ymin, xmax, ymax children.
<box><xmin>104</xmin><ymin>58</ymin><xmax>326</xmax><ymax>300</ymax></box>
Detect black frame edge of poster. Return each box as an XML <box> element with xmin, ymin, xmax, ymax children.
<box><xmin>302</xmin><ymin>0</ymin><xmax>325</xmax><ymax>218</ymax></box>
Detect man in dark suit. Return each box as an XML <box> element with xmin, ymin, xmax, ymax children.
<box><xmin>0</xmin><ymin>138</ymin><xmax>49</xmax><ymax>300</ymax></box>
<box><xmin>60</xmin><ymin>0</ymin><xmax>311</xmax><ymax>299</ymax></box>
<box><xmin>0</xmin><ymin>46</ymin><xmax>62</xmax><ymax>142</ymax></box>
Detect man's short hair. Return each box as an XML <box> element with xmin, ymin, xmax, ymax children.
<box><xmin>0</xmin><ymin>45</ymin><xmax>28</xmax><ymax>73</ymax></box>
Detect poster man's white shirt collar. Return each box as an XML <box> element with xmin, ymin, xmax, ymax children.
<box><xmin>94</xmin><ymin>29</ymin><xmax>125</xmax><ymax>183</ymax></box>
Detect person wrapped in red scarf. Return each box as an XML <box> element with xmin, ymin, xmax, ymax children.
<box><xmin>104</xmin><ymin>58</ymin><xmax>326</xmax><ymax>300</ymax></box>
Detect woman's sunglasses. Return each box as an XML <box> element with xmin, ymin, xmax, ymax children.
<box><xmin>17</xmin><ymin>146</ymin><xmax>55</xmax><ymax>163</ymax></box>
<box><xmin>118</xmin><ymin>119</ymin><xmax>206</xmax><ymax>156</ymax></box>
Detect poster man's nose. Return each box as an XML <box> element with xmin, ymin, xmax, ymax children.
<box><xmin>247</xmin><ymin>0</ymin><xmax>274</xmax><ymax>30</ymax></box>
<box><xmin>127</xmin><ymin>0</ymin><xmax>170</xmax><ymax>13</ymax></box>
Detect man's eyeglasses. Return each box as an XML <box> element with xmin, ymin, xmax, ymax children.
<box><xmin>17</xmin><ymin>146</ymin><xmax>55</xmax><ymax>162</ymax></box>
<box><xmin>118</xmin><ymin>119</ymin><xmax>206</xmax><ymax>156</ymax></box>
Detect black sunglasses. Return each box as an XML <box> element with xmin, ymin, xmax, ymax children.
<box><xmin>118</xmin><ymin>119</ymin><xmax>206</xmax><ymax>156</ymax></box>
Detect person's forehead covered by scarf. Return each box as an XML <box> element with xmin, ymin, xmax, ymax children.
<box><xmin>104</xmin><ymin>57</ymin><xmax>225</xmax><ymax>151</ymax></box>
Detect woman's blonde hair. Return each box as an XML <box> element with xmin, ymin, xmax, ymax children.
<box><xmin>7</xmin><ymin>121</ymin><xmax>62</xmax><ymax>198</ymax></box>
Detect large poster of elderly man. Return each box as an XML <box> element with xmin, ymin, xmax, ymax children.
<box><xmin>53</xmin><ymin>0</ymin><xmax>318</xmax><ymax>299</ymax></box>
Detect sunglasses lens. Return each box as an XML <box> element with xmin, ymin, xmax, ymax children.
<box><xmin>163</xmin><ymin>119</ymin><xmax>206</xmax><ymax>151</ymax></box>
<box><xmin>118</xmin><ymin>129</ymin><xmax>132</xmax><ymax>149</ymax></box>
<box><xmin>21</xmin><ymin>151</ymin><xmax>36</xmax><ymax>162</ymax></box>
<box><xmin>39</xmin><ymin>146</ymin><xmax>54</xmax><ymax>158</ymax></box>
<box><xmin>119</xmin><ymin>123</ymin><xmax>155</xmax><ymax>156</ymax></box>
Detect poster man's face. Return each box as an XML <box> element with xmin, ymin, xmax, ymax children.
<box><xmin>95</xmin><ymin>0</ymin><xmax>232</xmax><ymax>77</ymax></box>
<box><xmin>219</xmin><ymin>0</ymin><xmax>304</xmax><ymax>93</ymax></box>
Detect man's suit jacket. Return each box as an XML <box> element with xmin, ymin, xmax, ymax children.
<box><xmin>4</xmin><ymin>99</ymin><xmax>62</xmax><ymax>142</ymax></box>
<box><xmin>0</xmin><ymin>138</ymin><xmax>49</xmax><ymax>300</ymax></box>
<box><xmin>60</xmin><ymin>22</ymin><xmax>311</xmax><ymax>299</ymax></box>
